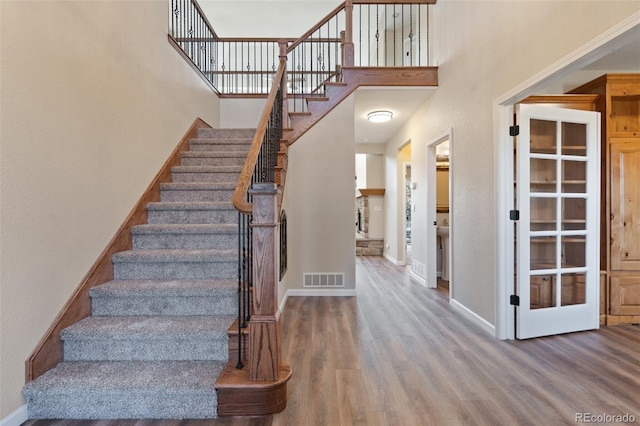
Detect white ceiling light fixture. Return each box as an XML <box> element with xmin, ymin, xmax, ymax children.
<box><xmin>367</xmin><ymin>110</ymin><xmax>393</xmax><ymax>123</ymax></box>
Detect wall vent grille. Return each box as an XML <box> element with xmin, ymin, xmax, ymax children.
<box><xmin>303</xmin><ymin>273</ymin><xmax>344</xmax><ymax>288</ymax></box>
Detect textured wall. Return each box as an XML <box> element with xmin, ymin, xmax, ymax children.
<box><xmin>0</xmin><ymin>0</ymin><xmax>220</xmax><ymax>417</ymax></box>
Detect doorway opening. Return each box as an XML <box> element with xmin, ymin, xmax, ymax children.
<box><xmin>404</xmin><ymin>163</ymin><xmax>412</xmax><ymax>264</ymax></box>
<box><xmin>398</xmin><ymin>142</ymin><xmax>412</xmax><ymax>265</ymax></box>
<box><xmin>426</xmin><ymin>129</ymin><xmax>453</xmax><ymax>298</ymax></box>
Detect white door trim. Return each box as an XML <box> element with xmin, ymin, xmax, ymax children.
<box><xmin>426</xmin><ymin>128</ymin><xmax>453</xmax><ymax>293</ymax></box>
<box><xmin>494</xmin><ymin>11</ymin><xmax>640</xmax><ymax>340</ymax></box>
<box><xmin>402</xmin><ymin>160</ymin><xmax>411</xmax><ymax>266</ymax></box>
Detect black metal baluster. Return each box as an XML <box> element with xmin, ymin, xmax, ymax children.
<box><xmin>382</xmin><ymin>4</ymin><xmax>396</xmax><ymax>66</ymax></box>
<box><xmin>189</xmin><ymin>1</ymin><xmax>194</xmax><ymax>61</ymax></box>
<box><xmin>400</xmin><ymin>4</ymin><xmax>404</xmax><ymax>66</ymax></box>
<box><xmin>367</xmin><ymin>5</ymin><xmax>371</xmax><ymax>67</ymax></box>
<box><xmin>237</xmin><ymin>212</ymin><xmax>244</xmax><ymax>369</ymax></box>
<box><xmin>409</xmin><ymin>5</ymin><xmax>413</xmax><ymax>66</ymax></box>
<box><xmin>221</xmin><ymin>41</ymin><xmax>225</xmax><ymax>92</ymax></box>
<box><xmin>326</xmin><ymin>21</ymin><xmax>330</xmax><ymax>88</ymax></box>
<box><xmin>424</xmin><ymin>5</ymin><xmax>428</xmax><ymax>66</ymax></box>
<box><xmin>375</xmin><ymin>5</ymin><xmax>379</xmax><ymax>66</ymax></box>
<box><xmin>358</xmin><ymin>5</ymin><xmax>362</xmax><ymax>67</ymax></box>
<box><xmin>234</xmin><ymin>41</ymin><xmax>238</xmax><ymax>93</ymax></box>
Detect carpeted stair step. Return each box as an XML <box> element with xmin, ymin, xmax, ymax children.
<box><xmin>131</xmin><ymin>224</ymin><xmax>237</xmax><ymax>250</ymax></box>
<box><xmin>197</xmin><ymin>128</ymin><xmax>255</xmax><ymax>139</ymax></box>
<box><xmin>171</xmin><ymin>166</ymin><xmax>243</xmax><ymax>183</ymax></box>
<box><xmin>160</xmin><ymin>182</ymin><xmax>236</xmax><ymax>202</ymax></box>
<box><xmin>146</xmin><ymin>201</ymin><xmax>237</xmax><ymax>225</ymax></box>
<box><xmin>90</xmin><ymin>279</ymin><xmax>237</xmax><ymax>316</ymax></box>
<box><xmin>61</xmin><ymin>315</ymin><xmax>235</xmax><ymax>361</ymax></box>
<box><xmin>181</xmin><ymin>151</ymin><xmax>248</xmax><ymax>167</ymax></box>
<box><xmin>23</xmin><ymin>360</ymin><xmax>224</xmax><ymax>419</ymax></box>
<box><xmin>112</xmin><ymin>249</ymin><xmax>237</xmax><ymax>280</ymax></box>
<box><xmin>189</xmin><ymin>138</ymin><xmax>252</xmax><ymax>152</ymax></box>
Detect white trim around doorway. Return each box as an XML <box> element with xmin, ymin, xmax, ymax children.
<box><xmin>426</xmin><ymin>128</ymin><xmax>453</xmax><ymax>294</ymax></box>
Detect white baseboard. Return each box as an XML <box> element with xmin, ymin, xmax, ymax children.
<box><xmin>450</xmin><ymin>298</ymin><xmax>496</xmax><ymax>337</ymax></box>
<box><xmin>285</xmin><ymin>288</ymin><xmax>357</xmax><ymax>297</ymax></box>
<box><xmin>410</xmin><ymin>270</ymin><xmax>426</xmax><ymax>286</ymax></box>
<box><xmin>0</xmin><ymin>404</ymin><xmax>28</xmax><ymax>426</ymax></box>
<box><xmin>384</xmin><ymin>253</ymin><xmax>406</xmax><ymax>266</ymax></box>
<box><xmin>278</xmin><ymin>290</ymin><xmax>289</xmax><ymax>314</ymax></box>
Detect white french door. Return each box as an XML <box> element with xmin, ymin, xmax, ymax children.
<box><xmin>515</xmin><ymin>104</ymin><xmax>600</xmax><ymax>339</ymax></box>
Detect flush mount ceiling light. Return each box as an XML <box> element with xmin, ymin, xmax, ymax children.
<box><xmin>367</xmin><ymin>110</ymin><xmax>393</xmax><ymax>123</ymax></box>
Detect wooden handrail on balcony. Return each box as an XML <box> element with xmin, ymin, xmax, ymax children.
<box><xmin>232</xmin><ymin>59</ymin><xmax>286</xmax><ymax>214</ymax></box>
<box><xmin>285</xmin><ymin>3</ymin><xmax>347</xmax><ymax>54</ymax></box>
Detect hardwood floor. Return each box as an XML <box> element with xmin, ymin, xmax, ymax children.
<box><xmin>23</xmin><ymin>256</ymin><xmax>639</xmax><ymax>426</ymax></box>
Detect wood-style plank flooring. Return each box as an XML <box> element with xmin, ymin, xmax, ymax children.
<box><xmin>23</xmin><ymin>256</ymin><xmax>640</xmax><ymax>426</ymax></box>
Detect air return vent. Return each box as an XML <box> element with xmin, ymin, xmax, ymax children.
<box><xmin>303</xmin><ymin>273</ymin><xmax>344</xmax><ymax>288</ymax></box>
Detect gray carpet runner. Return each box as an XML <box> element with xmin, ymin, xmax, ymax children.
<box><xmin>23</xmin><ymin>128</ymin><xmax>254</xmax><ymax>419</ymax></box>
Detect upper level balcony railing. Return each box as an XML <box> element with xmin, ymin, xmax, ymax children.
<box><xmin>168</xmin><ymin>0</ymin><xmax>433</xmax><ymax>97</ymax></box>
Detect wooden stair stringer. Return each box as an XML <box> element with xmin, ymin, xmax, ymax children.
<box><xmin>283</xmin><ymin>66</ymin><xmax>438</xmax><ymax>145</ymax></box>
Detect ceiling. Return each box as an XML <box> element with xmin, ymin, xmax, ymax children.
<box><xmin>354</xmin><ymin>88</ymin><xmax>436</xmax><ymax>144</ymax></box>
<box><xmin>538</xmin><ymin>37</ymin><xmax>640</xmax><ymax>94</ymax></box>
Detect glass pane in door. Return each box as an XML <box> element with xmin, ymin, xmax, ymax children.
<box><xmin>530</xmin><ymin>119</ymin><xmax>557</xmax><ymax>154</ymax></box>
<box><xmin>530</xmin><ymin>158</ymin><xmax>556</xmax><ymax>192</ymax></box>
<box><xmin>530</xmin><ymin>198</ymin><xmax>556</xmax><ymax>231</ymax></box>
<box><xmin>530</xmin><ymin>275</ymin><xmax>555</xmax><ymax>309</ymax></box>
<box><xmin>562</xmin><ymin>236</ymin><xmax>586</xmax><ymax>268</ymax></box>
<box><xmin>562</xmin><ymin>122</ymin><xmax>587</xmax><ymax>156</ymax></box>
<box><xmin>562</xmin><ymin>198</ymin><xmax>586</xmax><ymax>231</ymax></box>
<box><xmin>561</xmin><ymin>273</ymin><xmax>586</xmax><ymax>306</ymax></box>
<box><xmin>562</xmin><ymin>160</ymin><xmax>586</xmax><ymax>193</ymax></box>
<box><xmin>530</xmin><ymin>236</ymin><xmax>556</xmax><ymax>270</ymax></box>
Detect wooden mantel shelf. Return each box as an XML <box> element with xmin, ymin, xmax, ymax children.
<box><xmin>358</xmin><ymin>188</ymin><xmax>385</xmax><ymax>196</ymax></box>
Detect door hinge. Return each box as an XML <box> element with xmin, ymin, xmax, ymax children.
<box><xmin>510</xmin><ymin>295</ymin><xmax>520</xmax><ymax>306</ymax></box>
<box><xmin>510</xmin><ymin>210</ymin><xmax>520</xmax><ymax>221</ymax></box>
<box><xmin>509</xmin><ymin>125</ymin><xmax>520</xmax><ymax>136</ymax></box>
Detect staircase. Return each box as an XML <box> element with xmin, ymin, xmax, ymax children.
<box><xmin>23</xmin><ymin>128</ymin><xmax>255</xmax><ymax>419</ymax></box>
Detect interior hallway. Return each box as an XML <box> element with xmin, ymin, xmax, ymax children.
<box><xmin>24</xmin><ymin>256</ymin><xmax>639</xmax><ymax>426</ymax></box>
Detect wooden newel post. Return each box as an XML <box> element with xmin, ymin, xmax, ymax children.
<box><xmin>249</xmin><ymin>183</ymin><xmax>282</xmax><ymax>381</ymax></box>
<box><xmin>344</xmin><ymin>0</ymin><xmax>355</xmax><ymax>67</ymax></box>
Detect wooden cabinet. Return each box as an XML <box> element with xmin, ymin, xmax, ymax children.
<box><xmin>571</xmin><ymin>74</ymin><xmax>640</xmax><ymax>325</ymax></box>
<box><xmin>610</xmin><ymin>140</ymin><xmax>640</xmax><ymax>271</ymax></box>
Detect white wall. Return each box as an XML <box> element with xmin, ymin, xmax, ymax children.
<box><xmin>367</xmin><ymin>195</ymin><xmax>385</xmax><ymax>239</ymax></box>
<box><xmin>279</xmin><ymin>96</ymin><xmax>356</xmax><ymax>299</ymax></box>
<box><xmin>383</xmin><ymin>1</ymin><xmax>640</xmax><ymax>326</ymax></box>
<box><xmin>220</xmin><ymin>98</ymin><xmax>266</xmax><ymax>129</ymax></box>
<box><xmin>385</xmin><ymin>142</ymin><xmax>410</xmax><ymax>264</ymax></box>
<box><xmin>198</xmin><ymin>1</ymin><xmax>340</xmax><ymax>38</ymax></box>
<box><xmin>365</xmin><ymin>154</ymin><xmax>385</xmax><ymax>188</ymax></box>
<box><xmin>355</xmin><ymin>154</ymin><xmax>367</xmax><ymax>189</ymax></box>
<box><xmin>0</xmin><ymin>0</ymin><xmax>220</xmax><ymax>417</ymax></box>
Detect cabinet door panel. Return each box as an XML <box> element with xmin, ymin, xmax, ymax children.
<box><xmin>610</xmin><ymin>140</ymin><xmax>640</xmax><ymax>270</ymax></box>
<box><xmin>610</xmin><ymin>276</ymin><xmax>640</xmax><ymax>315</ymax></box>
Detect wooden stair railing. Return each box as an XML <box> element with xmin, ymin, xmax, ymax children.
<box><xmin>208</xmin><ymin>1</ymin><xmax>439</xmax><ymax>417</ymax></box>
<box><xmin>215</xmin><ymin>59</ymin><xmax>292</xmax><ymax>416</ymax></box>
